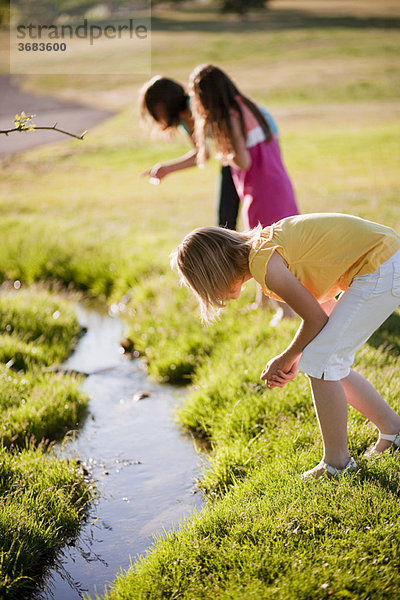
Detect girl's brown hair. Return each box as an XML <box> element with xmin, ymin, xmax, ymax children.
<box><xmin>189</xmin><ymin>64</ymin><xmax>272</xmax><ymax>165</ymax></box>
<box><xmin>171</xmin><ymin>225</ymin><xmax>261</xmax><ymax>323</ymax></box>
<box><xmin>139</xmin><ymin>76</ymin><xmax>189</xmax><ymax>129</ymax></box>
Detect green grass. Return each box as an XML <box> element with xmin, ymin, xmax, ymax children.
<box><xmin>0</xmin><ymin>288</ymin><xmax>91</xmax><ymax>599</ymax></box>
<box><xmin>94</xmin><ymin>454</ymin><xmax>400</xmax><ymax>600</ymax></box>
<box><xmin>0</xmin><ymin>288</ymin><xmax>81</xmax><ymax>365</ymax></box>
<box><xmin>0</xmin><ymin>444</ymin><xmax>92</xmax><ymax>599</ymax></box>
<box><xmin>0</xmin><ymin>288</ymin><xmax>88</xmax><ymax>446</ymax></box>
<box><xmin>0</xmin><ymin>0</ymin><xmax>399</xmax><ymax>598</ymax></box>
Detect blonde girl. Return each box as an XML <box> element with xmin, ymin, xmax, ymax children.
<box><xmin>171</xmin><ymin>213</ymin><xmax>400</xmax><ymax>478</ymax></box>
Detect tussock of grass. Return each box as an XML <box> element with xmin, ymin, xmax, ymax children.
<box><xmin>0</xmin><ymin>288</ymin><xmax>80</xmax><ymax>367</ymax></box>
<box><xmin>0</xmin><ymin>366</ymin><xmax>87</xmax><ymax>447</ymax></box>
<box><xmin>0</xmin><ymin>288</ymin><xmax>91</xmax><ymax>598</ymax></box>
<box><xmin>0</xmin><ymin>444</ymin><xmax>92</xmax><ymax>599</ymax></box>
<box><xmin>0</xmin><ymin>220</ymin><xmax>142</xmax><ymax>302</ymax></box>
<box><xmin>0</xmin><ymin>288</ymin><xmax>88</xmax><ymax>446</ymax></box>
<box><xmin>129</xmin><ymin>274</ymin><xmax>215</xmax><ymax>383</ymax></box>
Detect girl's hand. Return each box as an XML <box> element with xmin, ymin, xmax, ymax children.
<box><xmin>263</xmin><ymin>365</ymin><xmax>298</xmax><ymax>389</ymax></box>
<box><xmin>260</xmin><ymin>353</ymin><xmax>299</xmax><ymax>388</ymax></box>
<box><xmin>140</xmin><ymin>164</ymin><xmax>170</xmax><ymax>181</ymax></box>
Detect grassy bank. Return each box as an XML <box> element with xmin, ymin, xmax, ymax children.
<box><xmin>0</xmin><ymin>288</ymin><xmax>91</xmax><ymax>599</ymax></box>
<box><xmin>0</xmin><ymin>443</ymin><xmax>91</xmax><ymax>599</ymax></box>
<box><xmin>0</xmin><ymin>0</ymin><xmax>399</xmax><ymax>598</ymax></box>
<box><xmin>96</xmin><ymin>455</ymin><xmax>400</xmax><ymax>600</ymax></box>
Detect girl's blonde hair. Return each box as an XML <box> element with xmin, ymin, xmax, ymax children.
<box><xmin>189</xmin><ymin>63</ymin><xmax>272</xmax><ymax>166</ymax></box>
<box><xmin>171</xmin><ymin>225</ymin><xmax>261</xmax><ymax>323</ymax></box>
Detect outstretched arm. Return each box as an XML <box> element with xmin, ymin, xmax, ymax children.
<box><xmin>141</xmin><ymin>149</ymin><xmax>199</xmax><ymax>181</ymax></box>
<box><xmin>260</xmin><ymin>251</ymin><xmax>329</xmax><ymax>387</ymax></box>
<box><xmin>141</xmin><ymin>133</ymin><xmax>210</xmax><ymax>182</ymax></box>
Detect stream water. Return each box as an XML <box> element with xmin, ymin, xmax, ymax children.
<box><xmin>40</xmin><ymin>305</ymin><xmax>204</xmax><ymax>599</ymax></box>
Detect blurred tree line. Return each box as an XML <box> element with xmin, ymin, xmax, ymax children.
<box><xmin>154</xmin><ymin>0</ymin><xmax>270</xmax><ymax>15</ymax></box>
<box><xmin>8</xmin><ymin>0</ymin><xmax>269</xmax><ymax>25</ymax></box>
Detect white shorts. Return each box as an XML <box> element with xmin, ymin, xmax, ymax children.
<box><xmin>297</xmin><ymin>249</ymin><xmax>400</xmax><ymax>381</ymax></box>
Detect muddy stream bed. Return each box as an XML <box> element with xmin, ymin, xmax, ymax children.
<box><xmin>40</xmin><ymin>305</ymin><xmax>204</xmax><ymax>599</ymax></box>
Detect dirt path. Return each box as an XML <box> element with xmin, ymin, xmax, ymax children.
<box><xmin>0</xmin><ymin>75</ymin><xmax>114</xmax><ymax>156</ymax></box>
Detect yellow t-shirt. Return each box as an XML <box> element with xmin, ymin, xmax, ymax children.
<box><xmin>249</xmin><ymin>213</ymin><xmax>400</xmax><ymax>302</ymax></box>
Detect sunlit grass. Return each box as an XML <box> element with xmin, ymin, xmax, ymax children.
<box><xmin>0</xmin><ymin>287</ymin><xmax>91</xmax><ymax>599</ymax></box>
<box><xmin>0</xmin><ymin>444</ymin><xmax>92</xmax><ymax>599</ymax></box>
<box><xmin>96</xmin><ymin>451</ymin><xmax>400</xmax><ymax>600</ymax></box>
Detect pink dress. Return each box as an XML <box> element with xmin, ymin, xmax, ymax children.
<box><xmin>230</xmin><ymin>97</ymin><xmax>299</xmax><ymax>229</ymax></box>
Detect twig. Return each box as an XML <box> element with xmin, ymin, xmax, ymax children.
<box><xmin>0</xmin><ymin>112</ymin><xmax>87</xmax><ymax>139</ymax></box>
<box><xmin>0</xmin><ymin>124</ymin><xmax>87</xmax><ymax>139</ymax></box>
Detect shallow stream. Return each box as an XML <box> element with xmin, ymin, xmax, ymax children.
<box><xmin>41</xmin><ymin>305</ymin><xmax>204</xmax><ymax>599</ymax></box>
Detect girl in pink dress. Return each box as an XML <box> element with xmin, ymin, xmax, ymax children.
<box><xmin>189</xmin><ymin>64</ymin><xmax>299</xmax><ymax>318</ymax></box>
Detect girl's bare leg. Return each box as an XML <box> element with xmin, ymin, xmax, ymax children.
<box><xmin>342</xmin><ymin>370</ymin><xmax>400</xmax><ymax>452</ymax></box>
<box><xmin>309</xmin><ymin>377</ymin><xmax>351</xmax><ymax>473</ymax></box>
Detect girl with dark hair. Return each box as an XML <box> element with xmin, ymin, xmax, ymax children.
<box><xmin>139</xmin><ymin>75</ymin><xmax>240</xmax><ymax>230</ymax></box>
